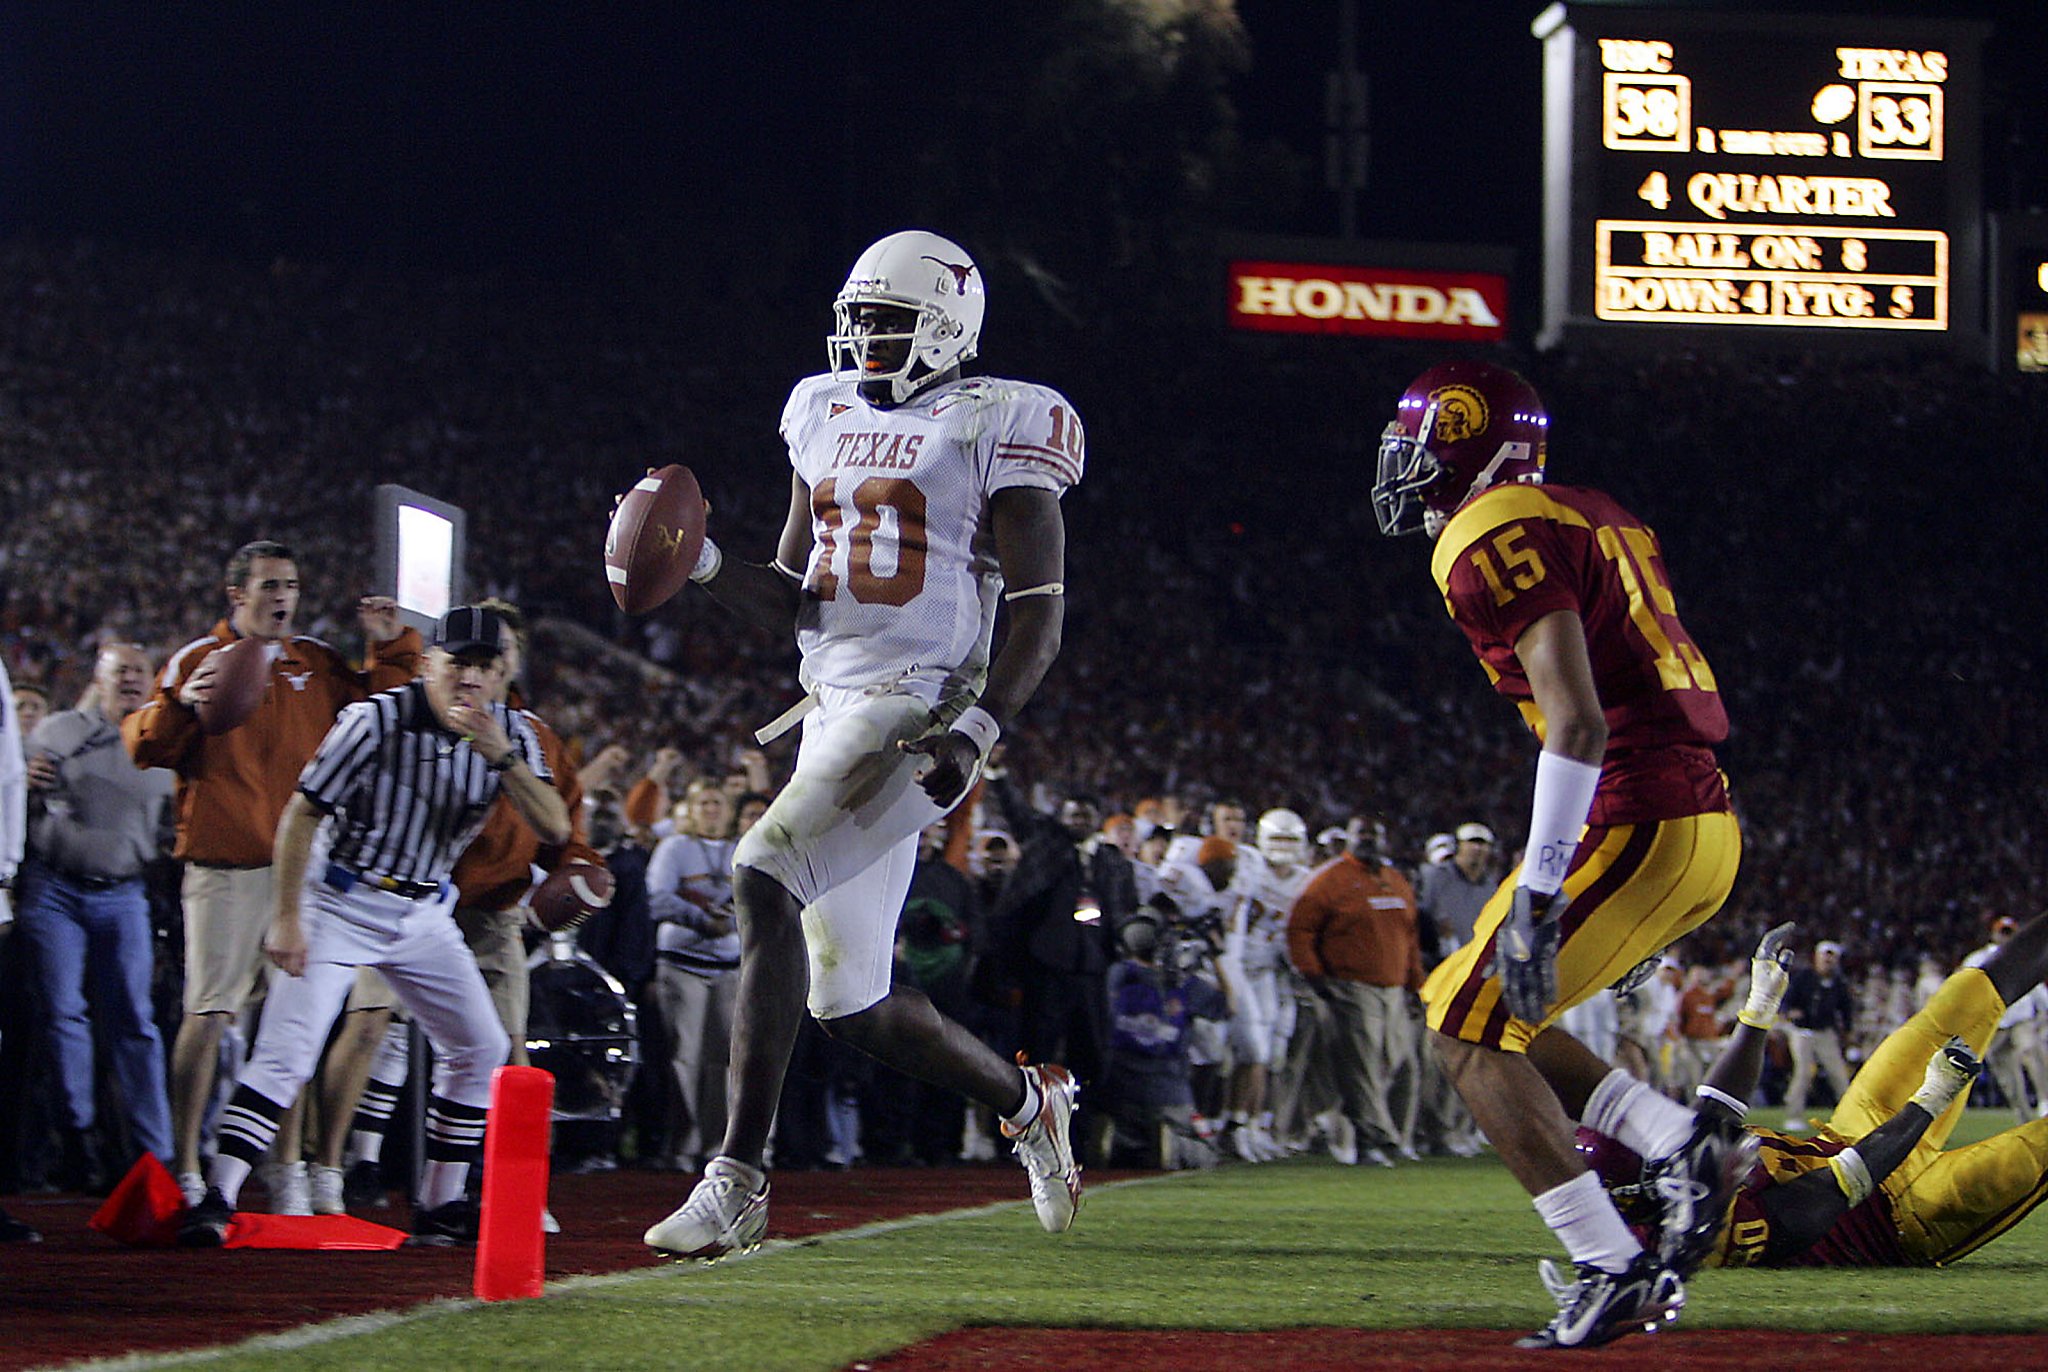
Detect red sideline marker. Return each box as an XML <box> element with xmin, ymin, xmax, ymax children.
<box><xmin>475</xmin><ymin>1065</ymin><xmax>555</xmax><ymax>1301</ymax></box>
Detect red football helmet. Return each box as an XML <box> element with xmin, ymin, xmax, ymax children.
<box><xmin>1373</xmin><ymin>360</ymin><xmax>1549</xmax><ymax>537</ymax></box>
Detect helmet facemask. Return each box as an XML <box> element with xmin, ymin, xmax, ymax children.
<box><xmin>1372</xmin><ymin>409</ymin><xmax>1447</xmax><ymax>538</ymax></box>
<box><xmin>829</xmin><ymin>296</ymin><xmax>963</xmax><ymax>404</ymax></box>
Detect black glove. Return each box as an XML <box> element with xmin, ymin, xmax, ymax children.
<box><xmin>1498</xmin><ymin>886</ymin><xmax>1567</xmax><ymax>1023</ymax></box>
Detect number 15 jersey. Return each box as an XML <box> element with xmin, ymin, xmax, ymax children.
<box><xmin>781</xmin><ymin>372</ymin><xmax>1085</xmax><ymax>692</ymax></box>
<box><xmin>1430</xmin><ymin>483</ymin><xmax>1730</xmax><ymax>826</ymax></box>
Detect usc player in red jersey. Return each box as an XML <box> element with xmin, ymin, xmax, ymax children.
<box><xmin>1373</xmin><ymin>360</ymin><xmax>1750</xmax><ymax>1349</ymax></box>
<box><xmin>1585</xmin><ymin>916</ymin><xmax>2048</xmax><ymax>1270</ymax></box>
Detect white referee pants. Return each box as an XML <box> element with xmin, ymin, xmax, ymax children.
<box><xmin>239</xmin><ymin>881</ymin><xmax>510</xmax><ymax>1116</ymax></box>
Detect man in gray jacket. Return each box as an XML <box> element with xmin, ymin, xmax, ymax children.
<box><xmin>17</xmin><ymin>644</ymin><xmax>176</xmax><ymax>1183</ymax></box>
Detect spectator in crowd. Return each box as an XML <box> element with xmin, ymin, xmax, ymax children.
<box><xmin>1415</xmin><ymin>822</ymin><xmax>1497</xmax><ymax>965</ymax></box>
<box><xmin>987</xmin><ymin>776</ymin><xmax>1139</xmax><ymax>1162</ymax></box>
<box><xmin>1963</xmin><ymin>916</ymin><xmax>2048</xmax><ymax>1120</ymax></box>
<box><xmin>572</xmin><ymin>790</ymin><xmax>664</xmax><ymax>1165</ymax></box>
<box><xmin>1781</xmin><ymin>940</ymin><xmax>1856</xmax><ymax>1131</ymax></box>
<box><xmin>1286</xmin><ymin>818</ymin><xmax>1424</xmax><ymax>1167</ymax></box>
<box><xmin>16</xmin><ymin>643</ymin><xmax>175</xmax><ymax>1189</ymax></box>
<box><xmin>124</xmin><ymin>541</ymin><xmax>419</xmax><ymax>1210</ymax></box>
<box><xmin>871</xmin><ymin>824</ymin><xmax>984</xmax><ymax>1165</ymax></box>
<box><xmin>1669</xmin><ymin>964</ymin><xmax>1732</xmax><ymax>1101</ymax></box>
<box><xmin>11</xmin><ymin>684</ymin><xmax>52</xmax><ymax>743</ymax></box>
<box><xmin>645</xmin><ymin>778</ymin><xmax>743</xmax><ymax>1173</ymax></box>
<box><xmin>0</xmin><ymin>654</ymin><xmax>39</xmax><ymax>1242</ymax></box>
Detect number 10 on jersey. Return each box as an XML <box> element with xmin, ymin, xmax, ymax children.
<box><xmin>811</xmin><ymin>477</ymin><xmax>929</xmax><ymax>607</ymax></box>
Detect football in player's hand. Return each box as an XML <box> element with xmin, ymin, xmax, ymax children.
<box><xmin>530</xmin><ymin>862</ymin><xmax>615</xmax><ymax>933</ymax></box>
<box><xmin>605</xmin><ymin>465</ymin><xmax>706</xmax><ymax>614</ymax></box>
<box><xmin>198</xmin><ymin>638</ymin><xmax>271</xmax><ymax>735</ymax></box>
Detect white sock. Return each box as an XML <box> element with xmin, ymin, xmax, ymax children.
<box><xmin>1582</xmin><ymin>1069</ymin><xmax>1694</xmax><ymax>1161</ymax></box>
<box><xmin>1533</xmin><ymin>1170</ymin><xmax>1642</xmax><ymax>1274</ymax></box>
<box><xmin>1001</xmin><ymin>1068</ymin><xmax>1040</xmax><ymax>1133</ymax></box>
<box><xmin>707</xmin><ymin>1155</ymin><xmax>766</xmax><ymax>1189</ymax></box>
<box><xmin>212</xmin><ymin>1155</ymin><xmax>254</xmax><ymax>1207</ymax></box>
<box><xmin>417</xmin><ymin>1160</ymin><xmax>469</xmax><ymax>1211</ymax></box>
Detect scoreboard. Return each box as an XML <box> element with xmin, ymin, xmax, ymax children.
<box><xmin>1534</xmin><ymin>5</ymin><xmax>1988</xmax><ymax>349</ymax></box>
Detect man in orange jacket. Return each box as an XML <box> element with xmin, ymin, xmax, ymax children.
<box><xmin>124</xmin><ymin>540</ymin><xmax>419</xmax><ymax>1208</ymax></box>
<box><xmin>1286</xmin><ymin>818</ymin><xmax>1425</xmax><ymax>1169</ymax></box>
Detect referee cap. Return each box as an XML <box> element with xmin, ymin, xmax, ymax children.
<box><xmin>433</xmin><ymin>605</ymin><xmax>507</xmax><ymax>656</ymax></box>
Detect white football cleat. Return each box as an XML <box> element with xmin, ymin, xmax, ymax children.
<box><xmin>309</xmin><ymin>1163</ymin><xmax>346</xmax><ymax>1216</ymax></box>
<box><xmin>261</xmin><ymin>1160</ymin><xmax>312</xmax><ymax>1216</ymax></box>
<box><xmin>643</xmin><ymin>1157</ymin><xmax>769</xmax><ymax>1260</ymax></box>
<box><xmin>1003</xmin><ymin>1060</ymin><xmax>1082</xmax><ymax>1233</ymax></box>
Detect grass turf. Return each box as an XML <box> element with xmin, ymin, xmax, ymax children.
<box><xmin>147</xmin><ymin>1108</ymin><xmax>2045</xmax><ymax>1372</ymax></box>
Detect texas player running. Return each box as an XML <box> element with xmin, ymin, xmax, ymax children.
<box><xmin>644</xmin><ymin>231</ymin><xmax>1084</xmax><ymax>1260</ymax></box>
<box><xmin>1584</xmin><ymin>918</ymin><xmax>2048</xmax><ymax>1270</ymax></box>
<box><xmin>1373</xmin><ymin>360</ymin><xmax>1747</xmax><ymax>1349</ymax></box>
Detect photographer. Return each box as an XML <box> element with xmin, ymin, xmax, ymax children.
<box><xmin>1104</xmin><ymin>896</ymin><xmax>1238</xmax><ymax>1169</ymax></box>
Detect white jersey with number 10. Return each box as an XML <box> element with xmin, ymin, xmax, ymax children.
<box><xmin>781</xmin><ymin>371</ymin><xmax>1084</xmax><ymax>692</ymax></box>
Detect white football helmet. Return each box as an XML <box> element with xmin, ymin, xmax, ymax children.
<box><xmin>1255</xmin><ymin>808</ymin><xmax>1308</xmax><ymax>870</ymax></box>
<box><xmin>827</xmin><ymin>230</ymin><xmax>985</xmax><ymax>404</ymax></box>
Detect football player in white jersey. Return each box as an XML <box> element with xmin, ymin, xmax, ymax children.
<box><xmin>645</xmin><ymin>230</ymin><xmax>1086</xmax><ymax>1259</ymax></box>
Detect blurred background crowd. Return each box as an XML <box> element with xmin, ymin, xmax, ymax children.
<box><xmin>1</xmin><ymin>233</ymin><xmax>2043</xmax><ymax>1202</ymax></box>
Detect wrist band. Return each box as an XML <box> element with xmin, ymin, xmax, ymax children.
<box><xmin>1521</xmin><ymin>751</ymin><xmax>1601</xmax><ymax>896</ymax></box>
<box><xmin>690</xmin><ymin>536</ymin><xmax>724</xmax><ymax>584</ymax></box>
<box><xmin>1736</xmin><ymin>1007</ymin><xmax>1777</xmax><ymax>1030</ymax></box>
<box><xmin>1829</xmin><ymin>1146</ymin><xmax>1873</xmax><ymax>1206</ymax></box>
<box><xmin>951</xmin><ymin>705</ymin><xmax>1001</xmax><ymax>759</ymax></box>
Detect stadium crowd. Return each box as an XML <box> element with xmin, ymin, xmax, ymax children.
<box><xmin>3</xmin><ymin>238</ymin><xmax>2045</xmax><ymax>1205</ymax></box>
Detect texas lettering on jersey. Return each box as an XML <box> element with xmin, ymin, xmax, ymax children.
<box><xmin>779</xmin><ymin>372</ymin><xmax>1084</xmax><ymax>691</ymax></box>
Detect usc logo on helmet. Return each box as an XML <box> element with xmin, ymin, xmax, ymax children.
<box><xmin>1428</xmin><ymin>384</ymin><xmax>1489</xmax><ymax>443</ymax></box>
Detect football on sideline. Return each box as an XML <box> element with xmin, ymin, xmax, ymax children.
<box><xmin>530</xmin><ymin>862</ymin><xmax>615</xmax><ymax>933</ymax></box>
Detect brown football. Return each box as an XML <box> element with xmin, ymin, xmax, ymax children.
<box><xmin>197</xmin><ymin>637</ymin><xmax>272</xmax><ymax>735</ymax></box>
<box><xmin>530</xmin><ymin>861</ymin><xmax>615</xmax><ymax>933</ymax></box>
<box><xmin>604</xmin><ymin>464</ymin><xmax>706</xmax><ymax>615</ymax></box>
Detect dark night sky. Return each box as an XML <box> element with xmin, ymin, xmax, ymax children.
<box><xmin>0</xmin><ymin>2</ymin><xmax>2040</xmax><ymax>278</ymax></box>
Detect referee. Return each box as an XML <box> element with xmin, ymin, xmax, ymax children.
<box><xmin>181</xmin><ymin>606</ymin><xmax>569</xmax><ymax>1246</ymax></box>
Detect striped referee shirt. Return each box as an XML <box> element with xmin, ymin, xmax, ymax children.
<box><xmin>298</xmin><ymin>681</ymin><xmax>548</xmax><ymax>887</ymax></box>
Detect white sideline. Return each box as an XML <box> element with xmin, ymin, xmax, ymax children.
<box><xmin>62</xmin><ymin>1174</ymin><xmax>1180</xmax><ymax>1372</ymax></box>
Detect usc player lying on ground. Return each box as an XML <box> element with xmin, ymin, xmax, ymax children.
<box><xmin>1583</xmin><ymin>917</ymin><xmax>2048</xmax><ymax>1267</ymax></box>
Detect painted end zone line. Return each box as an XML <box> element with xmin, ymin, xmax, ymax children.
<box><xmin>63</xmin><ymin>1174</ymin><xmax>1184</xmax><ymax>1372</ymax></box>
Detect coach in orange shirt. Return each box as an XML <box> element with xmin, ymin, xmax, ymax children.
<box><xmin>1287</xmin><ymin>818</ymin><xmax>1426</xmax><ymax>1169</ymax></box>
<box><xmin>124</xmin><ymin>539</ymin><xmax>420</xmax><ymax>1206</ymax></box>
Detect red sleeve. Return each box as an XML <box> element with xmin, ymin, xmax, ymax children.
<box><xmin>623</xmin><ymin>777</ymin><xmax>666</xmax><ymax>829</ymax></box>
<box><xmin>535</xmin><ymin>717</ymin><xmax>603</xmax><ymax>872</ymax></box>
<box><xmin>123</xmin><ymin>638</ymin><xmax>219</xmax><ymax>772</ymax></box>
<box><xmin>1287</xmin><ymin>871</ymin><xmax>1332</xmax><ymax>979</ymax></box>
<box><xmin>365</xmin><ymin>627</ymin><xmax>423</xmax><ymax>693</ymax></box>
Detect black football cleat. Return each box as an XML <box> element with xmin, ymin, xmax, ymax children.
<box><xmin>177</xmin><ymin>1187</ymin><xmax>233</xmax><ymax>1248</ymax></box>
<box><xmin>407</xmin><ymin>1197</ymin><xmax>480</xmax><ymax>1247</ymax></box>
<box><xmin>1646</xmin><ymin>1112</ymin><xmax>1760</xmax><ymax>1277</ymax></box>
<box><xmin>1516</xmin><ymin>1252</ymin><xmax>1685</xmax><ymax>1350</ymax></box>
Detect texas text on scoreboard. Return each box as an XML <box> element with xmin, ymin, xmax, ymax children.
<box><xmin>1532</xmin><ymin>4</ymin><xmax>1989</xmax><ymax>350</ymax></box>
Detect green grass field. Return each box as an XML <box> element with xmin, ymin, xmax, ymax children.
<box><xmin>148</xmin><ymin>1109</ymin><xmax>2046</xmax><ymax>1372</ymax></box>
